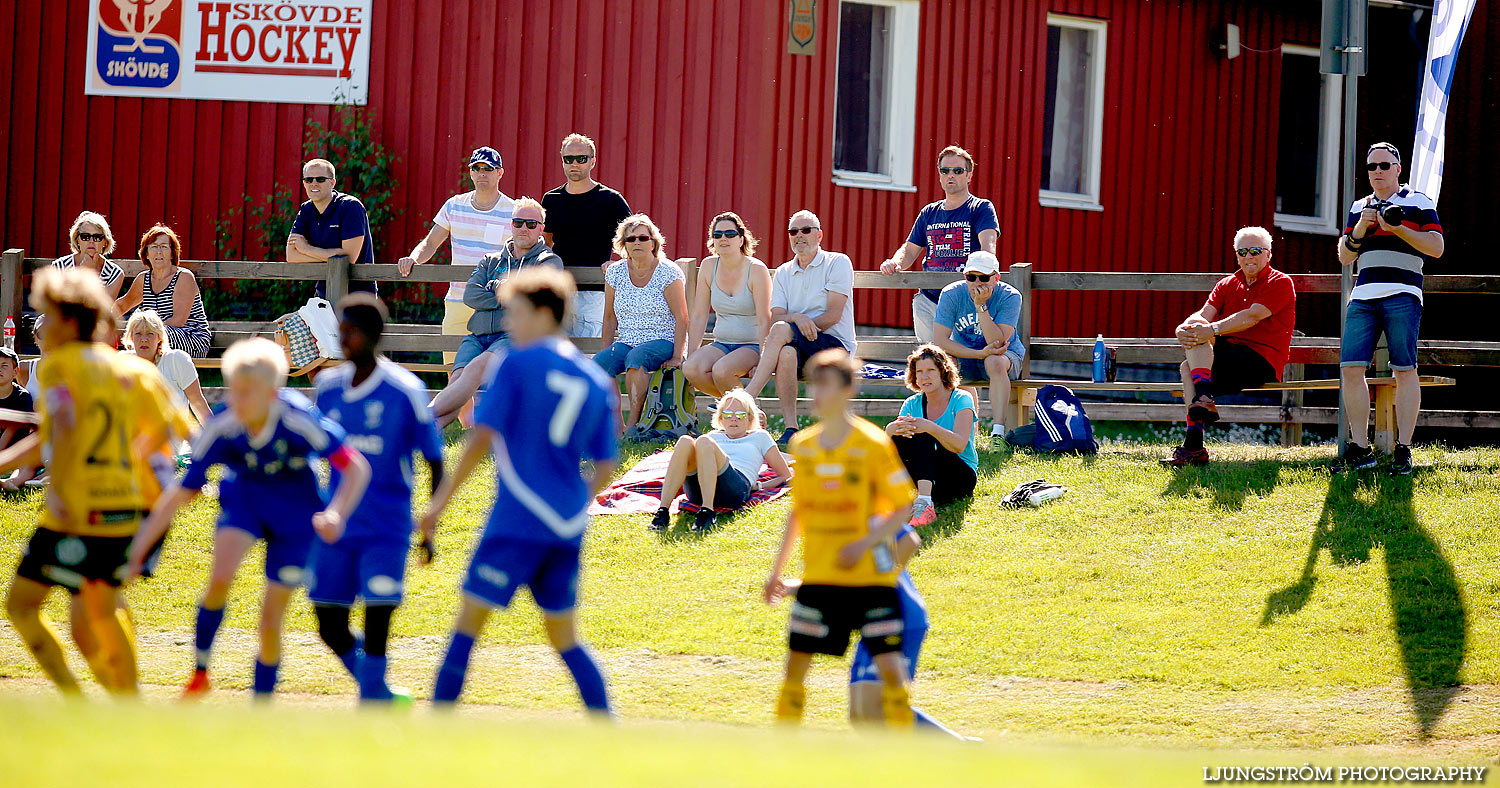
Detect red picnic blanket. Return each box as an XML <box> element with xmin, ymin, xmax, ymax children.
<box><xmin>589</xmin><ymin>449</ymin><xmax>792</xmax><ymax>516</ymax></box>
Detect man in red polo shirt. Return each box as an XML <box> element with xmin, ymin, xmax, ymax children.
<box><xmin>1163</xmin><ymin>226</ymin><xmax>1296</xmax><ymax>467</ymax></box>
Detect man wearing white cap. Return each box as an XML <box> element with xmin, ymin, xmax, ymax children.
<box><xmin>931</xmin><ymin>251</ymin><xmax>1025</xmax><ymax>440</ymax></box>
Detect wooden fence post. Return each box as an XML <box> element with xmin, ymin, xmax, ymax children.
<box><xmin>326</xmin><ymin>254</ymin><xmax>350</xmax><ymax>305</ymax></box>
<box><xmin>675</xmin><ymin>257</ymin><xmax>698</xmax><ymax>306</ymax></box>
<box><xmin>1</xmin><ymin>249</ymin><xmax>24</xmax><ymax>332</ymax></box>
<box><xmin>1008</xmin><ymin>262</ymin><xmax>1033</xmax><ymax>379</ymax></box>
<box><xmin>1280</xmin><ymin>362</ymin><xmax>1304</xmax><ymax>447</ymax></box>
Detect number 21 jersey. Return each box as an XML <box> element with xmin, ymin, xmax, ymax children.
<box><xmin>475</xmin><ymin>336</ymin><xmax>619</xmax><ymax>547</ymax></box>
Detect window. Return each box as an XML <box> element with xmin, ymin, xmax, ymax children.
<box><xmin>832</xmin><ymin>0</ymin><xmax>919</xmax><ymax>191</ymax></box>
<box><xmin>1039</xmin><ymin>15</ymin><xmax>1106</xmax><ymax>211</ymax></box>
<box><xmin>1274</xmin><ymin>45</ymin><xmax>1343</xmax><ymax>235</ymax></box>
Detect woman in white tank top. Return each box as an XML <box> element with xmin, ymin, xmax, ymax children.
<box><xmin>682</xmin><ymin>212</ymin><xmax>772</xmax><ymax>398</ymax></box>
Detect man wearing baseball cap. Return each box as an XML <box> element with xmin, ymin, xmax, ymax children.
<box><xmin>931</xmin><ymin>250</ymin><xmax>1026</xmax><ymax>442</ymax></box>
<box><xmin>397</xmin><ymin>146</ymin><xmax>515</xmax><ymax>424</ymax></box>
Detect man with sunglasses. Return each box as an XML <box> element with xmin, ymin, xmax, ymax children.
<box><xmin>879</xmin><ymin>145</ymin><xmax>999</xmax><ymax>344</ymax></box>
<box><xmin>1162</xmin><ymin>227</ymin><xmax>1295</xmax><ymax>468</ymax></box>
<box><xmin>397</xmin><ymin>147</ymin><xmax>515</xmax><ymax>377</ymax></box>
<box><xmin>932</xmin><ymin>251</ymin><xmax>1025</xmax><ymax>441</ymax></box>
<box><xmin>286</xmin><ymin>158</ymin><xmax>379</xmax><ymax>298</ymax></box>
<box><xmin>542</xmin><ymin>134</ymin><xmax>633</xmax><ymax>338</ymax></box>
<box><xmin>429</xmin><ymin>198</ymin><xmax>563</xmax><ymax>428</ymax></box>
<box><xmin>1333</xmin><ymin>142</ymin><xmax>1444</xmax><ymax>475</ymax></box>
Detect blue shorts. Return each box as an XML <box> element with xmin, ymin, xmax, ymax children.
<box><xmin>850</xmin><ymin>624</ymin><xmax>927</xmax><ymax>684</ymax></box>
<box><xmin>217</xmin><ymin>485</ymin><xmax>323</xmax><ymax>587</ymax></box>
<box><xmin>956</xmin><ymin>350</ymin><xmax>1023</xmax><ymax>382</ymax></box>
<box><xmin>454</xmin><ymin>331</ymin><xmax>508</xmax><ymax>372</ymax></box>
<box><xmin>594</xmin><ymin>339</ymin><xmax>674</xmax><ymax>376</ymax></box>
<box><xmin>307</xmin><ymin>532</ymin><xmax>408</xmax><ymax>606</ymax></box>
<box><xmin>1341</xmin><ymin>294</ymin><xmax>1422</xmax><ymax>371</ymax></box>
<box><xmin>462</xmin><ymin>538</ymin><xmax>581</xmax><ymax>613</ymax></box>
<box><xmin>709</xmin><ymin>341</ymin><xmax>759</xmax><ymax>355</ymax></box>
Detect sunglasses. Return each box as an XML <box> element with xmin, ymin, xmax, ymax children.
<box><xmin>562</xmin><ymin>154</ymin><xmax>593</xmax><ymax>164</ymax></box>
<box><xmin>720</xmin><ymin>409</ymin><xmax>750</xmax><ymax>419</ymax></box>
<box><xmin>711</xmin><ymin>229</ymin><xmax>741</xmax><ymax>239</ymax></box>
<box><xmin>302</xmin><ymin>175</ymin><xmax>331</xmax><ymax>184</ymax></box>
<box><xmin>623</xmin><ymin>235</ymin><xmax>652</xmax><ymax>244</ymax></box>
<box><xmin>470</xmin><ymin>164</ymin><xmax>496</xmax><ymax>172</ymax></box>
<box><xmin>1365</xmin><ymin>161</ymin><xmax>1395</xmax><ymax>172</ymax></box>
<box><xmin>77</xmin><ymin>232</ymin><xmax>106</xmax><ymax>242</ymax></box>
<box><xmin>938</xmin><ymin>167</ymin><xmax>968</xmax><ymax>175</ymax></box>
<box><xmin>965</xmin><ymin>273</ymin><xmax>994</xmax><ymax>283</ymax></box>
<box><xmin>787</xmin><ymin>226</ymin><xmax>819</xmax><ymax>235</ymax></box>
<box><xmin>513</xmin><ymin>218</ymin><xmax>540</xmax><ymax>229</ymax></box>
<box><xmin>1235</xmin><ymin>247</ymin><xmax>1268</xmax><ymax>257</ymax></box>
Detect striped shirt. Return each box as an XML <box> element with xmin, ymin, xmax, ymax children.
<box><xmin>50</xmin><ymin>253</ymin><xmax>123</xmax><ymax>289</ymax></box>
<box><xmin>139</xmin><ymin>268</ymin><xmax>212</xmax><ymax>357</ymax></box>
<box><xmin>1344</xmin><ymin>187</ymin><xmax>1442</xmax><ymax>303</ymax></box>
<box><xmin>433</xmin><ymin>191</ymin><xmax>515</xmax><ymax>301</ymax></box>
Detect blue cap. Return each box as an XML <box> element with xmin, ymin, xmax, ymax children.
<box><xmin>469</xmin><ymin>147</ymin><xmax>502</xmax><ymax>169</ymax></box>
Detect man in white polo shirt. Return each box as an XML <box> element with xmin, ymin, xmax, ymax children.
<box><xmin>743</xmin><ymin>210</ymin><xmax>856</xmax><ymax>445</ymax></box>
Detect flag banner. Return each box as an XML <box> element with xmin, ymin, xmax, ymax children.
<box><xmin>1409</xmin><ymin>0</ymin><xmax>1477</xmax><ymax>203</ymax></box>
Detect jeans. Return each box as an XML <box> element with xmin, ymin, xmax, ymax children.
<box><xmin>594</xmin><ymin>339</ymin><xmax>675</xmax><ymax>375</ymax></box>
<box><xmin>1340</xmin><ymin>294</ymin><xmax>1422</xmax><ymax>371</ymax></box>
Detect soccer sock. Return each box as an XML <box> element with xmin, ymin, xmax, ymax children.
<box><xmin>1183</xmin><ymin>421</ymin><xmax>1205</xmax><ymax>451</ymax></box>
<box><xmin>113</xmin><ymin>609</ymin><xmax>140</xmax><ymax>695</ymax></box>
<box><xmin>359</xmin><ymin>657</ymin><xmax>390</xmax><ymax>702</ymax></box>
<box><xmin>252</xmin><ymin>659</ymin><xmax>279</xmax><ymax>697</ymax></box>
<box><xmin>432</xmin><ymin>632</ymin><xmax>476</xmax><ymax>704</ymax></box>
<box><xmin>194</xmin><ymin>605</ymin><xmax>226</xmax><ymax>672</ymax></box>
<box><xmin>559</xmin><ymin>645</ymin><xmax>612</xmax><ymax>714</ymax></box>
<box><xmin>314</xmin><ymin>604</ymin><xmax>361</xmax><ymax>679</ymax></box>
<box><xmin>358</xmin><ymin>605</ymin><xmax>395</xmax><ymax>701</ymax></box>
<box><xmin>775</xmin><ymin>681</ymin><xmax>806</xmax><ymax>723</ymax></box>
<box><xmin>1190</xmin><ymin>368</ymin><xmax>1213</xmax><ymax>400</ymax></box>
<box><xmin>881</xmin><ymin>684</ymin><xmax>914</xmax><ymax>728</ymax></box>
<box><xmin>913</xmin><ymin>707</ymin><xmax>962</xmax><ymax>739</ymax></box>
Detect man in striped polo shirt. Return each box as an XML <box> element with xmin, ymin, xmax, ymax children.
<box><xmin>1334</xmin><ymin>142</ymin><xmax>1445</xmax><ymax>475</ymax></box>
<box><xmin>398</xmin><ymin>147</ymin><xmax>515</xmax><ymax>424</ymax></box>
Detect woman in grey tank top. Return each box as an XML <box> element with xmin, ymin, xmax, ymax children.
<box><xmin>684</xmin><ymin>212</ymin><xmax>772</xmax><ymax>398</ymax></box>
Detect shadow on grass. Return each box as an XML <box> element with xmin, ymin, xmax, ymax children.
<box><xmin>1158</xmin><ymin>458</ymin><xmax>1307</xmax><ymax>512</ymax></box>
<box><xmin>1261</xmin><ymin>471</ymin><xmax>1467</xmax><ymax>737</ymax></box>
<box><xmin>913</xmin><ymin>496</ymin><xmax>975</xmax><ymax>549</ymax></box>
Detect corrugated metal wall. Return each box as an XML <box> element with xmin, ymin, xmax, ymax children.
<box><xmin>2</xmin><ymin>1</ymin><xmax>1493</xmax><ymax>336</ymax></box>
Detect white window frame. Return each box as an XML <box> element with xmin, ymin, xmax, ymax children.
<box><xmin>1038</xmin><ymin>14</ymin><xmax>1107</xmax><ymax>212</ymax></box>
<box><xmin>1273</xmin><ymin>44</ymin><xmax>1344</xmax><ymax>236</ymax></box>
<box><xmin>831</xmin><ymin>0</ymin><xmax>920</xmax><ymax>193</ymax></box>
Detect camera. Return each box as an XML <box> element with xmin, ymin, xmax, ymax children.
<box><xmin>1367</xmin><ymin>199</ymin><xmax>1404</xmax><ymax>227</ymax></box>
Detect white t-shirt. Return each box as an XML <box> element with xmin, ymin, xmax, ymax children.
<box><xmin>155</xmin><ymin>348</ymin><xmax>199</xmax><ymax>406</ymax></box>
<box><xmin>706</xmin><ymin>429</ymin><xmax>777</xmax><ymax>483</ymax></box>
<box><xmin>770</xmin><ymin>249</ymin><xmax>856</xmax><ymax>351</ymax></box>
<box><xmin>606</xmin><ymin>259</ymin><xmax>684</xmax><ymax>346</ymax></box>
<box><xmin>433</xmin><ymin>191</ymin><xmax>515</xmax><ymax>302</ymax></box>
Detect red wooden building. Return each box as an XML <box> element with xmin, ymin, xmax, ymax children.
<box><xmin>2</xmin><ymin>0</ymin><xmax>1495</xmax><ymax>338</ymax></box>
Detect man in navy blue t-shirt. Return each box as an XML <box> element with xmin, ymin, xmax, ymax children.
<box><xmin>286</xmin><ymin>158</ymin><xmax>378</xmax><ymax>298</ymax></box>
<box><xmin>880</xmin><ymin>145</ymin><xmax>999</xmax><ymax>344</ymax></box>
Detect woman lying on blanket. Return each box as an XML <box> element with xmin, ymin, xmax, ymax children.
<box><xmin>653</xmin><ymin>388</ymin><xmax>792</xmax><ymax>534</ymax></box>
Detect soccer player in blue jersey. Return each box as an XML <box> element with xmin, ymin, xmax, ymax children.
<box><xmin>768</xmin><ymin>524</ymin><xmax>964</xmax><ymax>738</ymax></box>
<box><xmin>127</xmin><ymin>338</ymin><xmax>371</xmax><ymax>700</ymax></box>
<box><xmin>311</xmin><ymin>294</ymin><xmax>445</xmax><ymax>704</ymax></box>
<box><xmin>419</xmin><ymin>267</ymin><xmax>620</xmax><ymax>713</ymax></box>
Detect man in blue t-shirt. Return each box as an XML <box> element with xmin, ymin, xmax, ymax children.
<box><xmin>880</xmin><ymin>145</ymin><xmax>1000</xmax><ymax>344</ymax></box>
<box><xmin>420</xmin><ymin>267</ymin><xmax>620</xmax><ymax>714</ymax></box>
<box><xmin>310</xmin><ymin>294</ymin><xmax>445</xmax><ymax>704</ymax></box>
<box><xmin>933</xmin><ymin>251</ymin><xmax>1025</xmax><ymax>440</ymax></box>
<box><xmin>286</xmin><ymin>158</ymin><xmax>379</xmax><ymax>299</ymax></box>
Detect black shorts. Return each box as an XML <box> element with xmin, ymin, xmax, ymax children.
<box><xmin>788</xmin><ymin>584</ymin><xmax>904</xmax><ymax>657</ymax></box>
<box><xmin>789</xmin><ymin>332</ymin><xmax>847</xmax><ymax>377</ymax></box>
<box><xmin>1209</xmin><ymin>339</ymin><xmax>1279</xmax><ymax>396</ymax></box>
<box><xmin>14</xmin><ymin>528</ymin><xmax>137</xmax><ymax>594</ymax></box>
<box><xmin>683</xmin><ymin>464</ymin><xmax>754</xmax><ymax>510</ymax></box>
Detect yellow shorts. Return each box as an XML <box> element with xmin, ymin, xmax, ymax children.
<box><xmin>441</xmin><ymin>301</ymin><xmax>474</xmax><ymax>366</ymax></box>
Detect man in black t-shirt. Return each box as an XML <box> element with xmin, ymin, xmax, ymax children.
<box><xmin>0</xmin><ymin>346</ymin><xmax>34</xmax><ymax>452</ymax></box>
<box><xmin>541</xmin><ymin>133</ymin><xmax>632</xmax><ymax>338</ymax></box>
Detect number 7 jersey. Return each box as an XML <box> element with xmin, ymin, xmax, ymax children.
<box><xmin>473</xmin><ymin>336</ymin><xmax>620</xmax><ymax>546</ymax></box>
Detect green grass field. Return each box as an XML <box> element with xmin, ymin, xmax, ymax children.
<box><xmin>1</xmin><ymin>439</ymin><xmax>1497</xmax><ymax>784</ymax></box>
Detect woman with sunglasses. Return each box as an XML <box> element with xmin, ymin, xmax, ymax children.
<box><xmin>652</xmin><ymin>388</ymin><xmax>791</xmax><ymax>533</ymax></box>
<box><xmin>597</xmin><ymin>214</ymin><xmax>689</xmax><ymax>441</ymax></box>
<box><xmin>885</xmin><ymin>344</ymin><xmax>978</xmax><ymax>527</ymax></box>
<box><xmin>683</xmin><ymin>212</ymin><xmax>772</xmax><ymax>398</ymax></box>
<box><xmin>115</xmin><ymin>224</ymin><xmax>212</xmax><ymax>357</ymax></box>
<box><xmin>51</xmin><ymin>211</ymin><xmax>125</xmax><ymax>300</ymax></box>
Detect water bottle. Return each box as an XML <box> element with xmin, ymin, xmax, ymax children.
<box><xmin>3</xmin><ymin>316</ymin><xmax>14</xmax><ymax>351</ymax></box>
<box><xmin>1092</xmin><ymin>333</ymin><xmax>1106</xmax><ymax>382</ymax></box>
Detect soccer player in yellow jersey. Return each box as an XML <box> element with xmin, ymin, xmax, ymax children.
<box><xmin>763</xmin><ymin>348</ymin><xmax>918</xmax><ymax>728</ymax></box>
<box><xmin>0</xmin><ymin>268</ymin><xmax>186</xmax><ymax>696</ymax></box>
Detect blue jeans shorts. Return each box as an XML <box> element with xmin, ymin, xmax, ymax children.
<box><xmin>709</xmin><ymin>341</ymin><xmax>759</xmax><ymax>355</ymax></box>
<box><xmin>1340</xmin><ymin>294</ymin><xmax>1422</xmax><ymax>371</ymax></box>
<box><xmin>957</xmin><ymin>350</ymin><xmax>1023</xmax><ymax>382</ymax></box>
<box><xmin>454</xmin><ymin>332</ymin><xmax>508</xmax><ymax>372</ymax></box>
<box><xmin>594</xmin><ymin>339</ymin><xmax>675</xmax><ymax>375</ymax></box>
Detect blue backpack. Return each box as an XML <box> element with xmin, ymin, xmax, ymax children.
<box><xmin>1027</xmin><ymin>384</ymin><xmax>1098</xmax><ymax>454</ymax></box>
